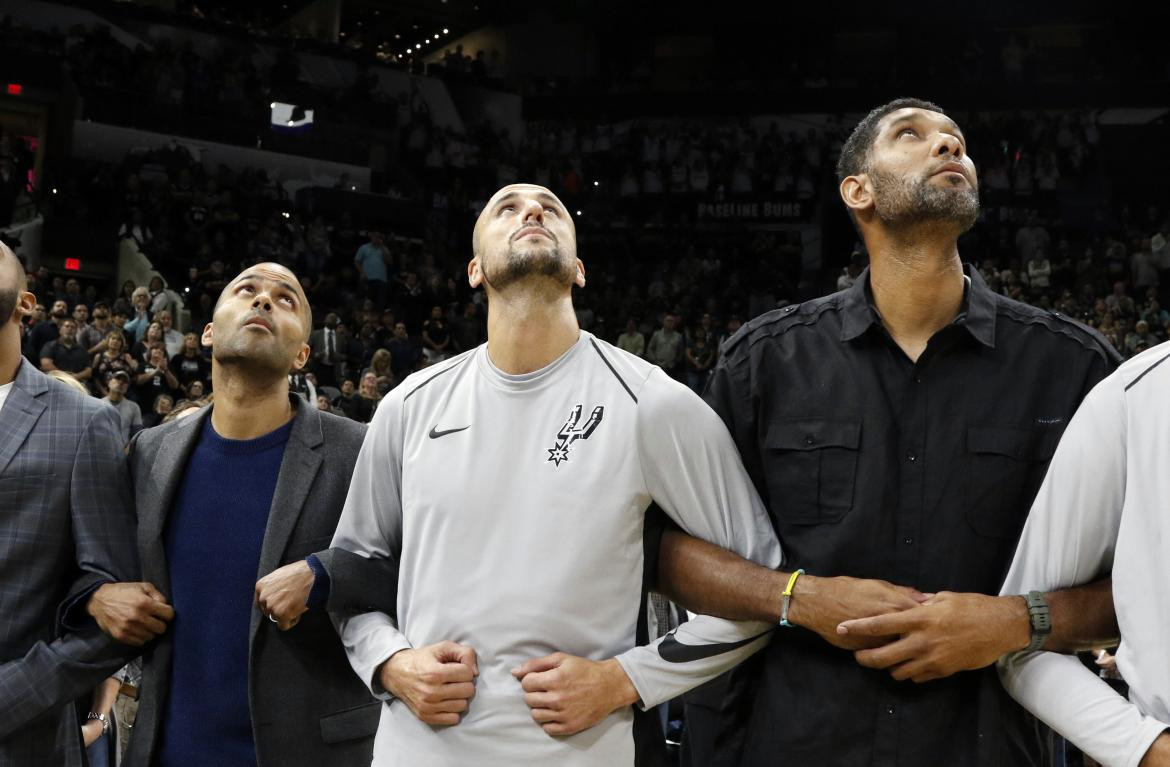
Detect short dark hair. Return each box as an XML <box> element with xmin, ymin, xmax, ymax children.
<box><xmin>835</xmin><ymin>97</ymin><xmax>947</xmax><ymax>184</ymax></box>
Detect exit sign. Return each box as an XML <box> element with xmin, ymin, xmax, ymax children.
<box><xmin>64</xmin><ymin>258</ymin><xmax>80</xmax><ymax>271</ymax></box>
<box><xmin>6</xmin><ymin>83</ymin><xmax>21</xmax><ymax>95</ymax></box>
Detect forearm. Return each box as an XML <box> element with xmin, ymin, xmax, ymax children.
<box><xmin>1045</xmin><ymin>577</ymin><xmax>1118</xmax><ymax>651</ymax></box>
<box><xmin>985</xmin><ymin>578</ymin><xmax>1118</xmax><ymax>658</ymax></box>
<box><xmin>89</xmin><ymin>676</ymin><xmax>120</xmax><ymax>716</ymax></box>
<box><xmin>657</xmin><ymin>528</ymin><xmax>786</xmax><ymax>622</ymax></box>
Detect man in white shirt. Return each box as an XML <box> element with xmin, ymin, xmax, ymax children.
<box><xmin>330</xmin><ymin>184</ymin><xmax>783</xmax><ymax>765</ymax></box>
<box><xmin>997</xmin><ymin>345</ymin><xmax>1170</xmax><ymax>767</ymax></box>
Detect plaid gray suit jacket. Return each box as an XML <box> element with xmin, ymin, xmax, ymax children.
<box><xmin>0</xmin><ymin>360</ymin><xmax>138</xmax><ymax>766</ymax></box>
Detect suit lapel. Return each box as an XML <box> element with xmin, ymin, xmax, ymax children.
<box><xmin>0</xmin><ymin>362</ymin><xmax>48</xmax><ymax>476</ymax></box>
<box><xmin>249</xmin><ymin>399</ymin><xmax>323</xmax><ymax>644</ymax></box>
<box><xmin>137</xmin><ymin>409</ymin><xmax>208</xmax><ymax>597</ymax></box>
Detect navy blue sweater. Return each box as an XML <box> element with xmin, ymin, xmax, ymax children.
<box><xmin>159</xmin><ymin>416</ymin><xmax>294</xmax><ymax>766</ymax></box>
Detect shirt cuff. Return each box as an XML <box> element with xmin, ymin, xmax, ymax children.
<box><xmin>59</xmin><ymin>579</ymin><xmax>110</xmax><ymax>632</ymax></box>
<box><xmin>305</xmin><ymin>554</ymin><xmax>331</xmax><ymax>610</ymax></box>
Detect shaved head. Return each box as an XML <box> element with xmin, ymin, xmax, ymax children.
<box><xmin>470</xmin><ymin>184</ymin><xmax>582</xmax><ymax>295</ymax></box>
<box><xmin>217</xmin><ymin>262</ymin><xmax>312</xmax><ymax>341</ymax></box>
<box><xmin>0</xmin><ymin>242</ymin><xmax>27</xmax><ymax>323</ymax></box>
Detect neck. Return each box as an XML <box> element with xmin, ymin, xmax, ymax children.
<box><xmin>865</xmin><ymin>224</ymin><xmax>966</xmax><ymax>361</ymax></box>
<box><xmin>209</xmin><ymin>363</ymin><xmax>294</xmax><ymax>439</ymax></box>
<box><xmin>485</xmin><ymin>285</ymin><xmax>580</xmax><ymax>374</ymax></box>
<box><xmin>107</xmin><ymin>391</ymin><xmax>123</xmax><ymax>403</ymax></box>
<box><xmin>0</xmin><ymin>327</ymin><xmax>21</xmax><ymax>385</ymax></box>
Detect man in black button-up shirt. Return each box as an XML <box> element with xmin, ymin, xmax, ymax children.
<box><xmin>662</xmin><ymin>99</ymin><xmax>1121</xmax><ymax>767</ymax></box>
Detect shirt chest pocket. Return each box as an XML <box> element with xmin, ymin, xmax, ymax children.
<box><xmin>764</xmin><ymin>418</ymin><xmax>861</xmax><ymax>525</ymax></box>
<box><xmin>965</xmin><ymin>426</ymin><xmax>1058</xmax><ymax>538</ymax></box>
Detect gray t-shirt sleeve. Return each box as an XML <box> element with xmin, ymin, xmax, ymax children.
<box><xmin>615</xmin><ymin>369</ymin><xmax>782</xmax><ymax>709</ymax></box>
<box><xmin>997</xmin><ymin>372</ymin><xmax>1166</xmax><ymax>767</ymax></box>
<box><xmin>331</xmin><ymin>385</ymin><xmax>412</xmax><ymax>697</ymax></box>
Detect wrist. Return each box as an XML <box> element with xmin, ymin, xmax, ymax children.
<box><xmin>603</xmin><ymin>659</ymin><xmax>640</xmax><ymax>709</ymax></box>
<box><xmin>379</xmin><ymin>648</ymin><xmax>414</xmax><ymax>697</ymax></box>
<box><xmin>784</xmin><ymin>572</ymin><xmax>821</xmax><ymax>629</ymax></box>
<box><xmin>86</xmin><ymin>583</ymin><xmax>111</xmax><ymax>618</ymax></box>
<box><xmin>1004</xmin><ymin>595</ymin><xmax>1033</xmax><ymax>653</ymax></box>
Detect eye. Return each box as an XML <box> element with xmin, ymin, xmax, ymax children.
<box><xmin>498</xmin><ymin>204</ymin><xmax>515</xmax><ymax>215</ymax></box>
<box><xmin>544</xmin><ymin>206</ymin><xmax>558</xmax><ymax>215</ymax></box>
<box><xmin>898</xmin><ymin>127</ymin><xmax>917</xmax><ymax>138</ymax></box>
<box><xmin>239</xmin><ymin>284</ymin><xmax>254</xmax><ymax>294</ymax></box>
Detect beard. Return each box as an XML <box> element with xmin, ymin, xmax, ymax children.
<box><xmin>483</xmin><ymin>239</ymin><xmax>576</xmax><ymax>292</ymax></box>
<box><xmin>0</xmin><ymin>287</ymin><xmax>15</xmax><ymax>323</ymax></box>
<box><xmin>870</xmin><ymin>167</ymin><xmax>980</xmax><ymax>233</ymax></box>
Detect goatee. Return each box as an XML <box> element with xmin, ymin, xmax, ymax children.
<box><xmin>870</xmin><ymin>167</ymin><xmax>980</xmax><ymax>233</ymax></box>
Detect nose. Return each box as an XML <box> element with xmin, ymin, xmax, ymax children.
<box><xmin>934</xmin><ymin>132</ymin><xmax>963</xmax><ymax>160</ymax></box>
<box><xmin>521</xmin><ymin>198</ymin><xmax>545</xmax><ymax>226</ymax></box>
<box><xmin>252</xmin><ymin>290</ymin><xmax>273</xmax><ymax>312</ymax></box>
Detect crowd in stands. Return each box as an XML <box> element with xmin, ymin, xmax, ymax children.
<box><xmin>2</xmin><ymin>14</ymin><xmax>1167</xmax><ymax>437</ymax></box>
<box><xmin>10</xmin><ymin>106</ymin><xmax>1169</xmax><ymax>446</ymax></box>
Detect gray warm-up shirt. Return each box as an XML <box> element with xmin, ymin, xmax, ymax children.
<box><xmin>331</xmin><ymin>330</ymin><xmax>782</xmax><ymax>766</ymax></box>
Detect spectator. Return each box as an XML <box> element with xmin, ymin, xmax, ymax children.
<box><xmin>157</xmin><ymin>310</ymin><xmax>185</xmax><ymax>358</ymax></box>
<box><xmin>142</xmin><ymin>393</ymin><xmax>174</xmax><ymax>429</ymax></box>
<box><xmin>132</xmin><ymin>322</ymin><xmax>167</xmax><ymax>367</ymax></box>
<box><xmin>617</xmin><ymin>318</ymin><xmax>645</xmax><ymax>357</ymax></box>
<box><xmin>387</xmin><ymin>322</ymin><xmax>420</xmax><ymax>380</ymax></box>
<box><xmin>646</xmin><ymin>313</ymin><xmax>684</xmax><ymax>378</ymax></box>
<box><xmin>309</xmin><ymin>313</ymin><xmax>341</xmax><ymax>387</ymax></box>
<box><xmin>361</xmin><ymin>348</ymin><xmax>394</xmax><ymax>396</ymax></box>
<box><xmin>27</xmin><ymin>299</ymin><xmax>66</xmax><ymax>361</ymax></box>
<box><xmin>685</xmin><ymin>326</ymin><xmax>716</xmax><ymax>394</ymax></box>
<box><xmin>346</xmin><ymin>372</ymin><xmax>380</xmax><ymax>423</ymax></box>
<box><xmin>91</xmin><ymin>330</ymin><xmax>138</xmax><ymax>398</ymax></box>
<box><xmin>421</xmin><ymin>305</ymin><xmax>451</xmax><ymax>363</ymax></box>
<box><xmin>103</xmin><ymin>371</ymin><xmax>143</xmax><ymax>443</ymax></box>
<box><xmin>1027</xmin><ymin>251</ymin><xmax>1052</xmax><ymax>293</ymax></box>
<box><xmin>354</xmin><ymin>230</ymin><xmax>390</xmax><ymax>306</ymax></box>
<box><xmin>41</xmin><ymin>318</ymin><xmax>93</xmax><ymax>382</ymax></box>
<box><xmin>135</xmin><ymin>346</ymin><xmax>180</xmax><ymax>411</ymax></box>
<box><xmin>81</xmin><ymin>302</ymin><xmax>114</xmax><ymax>354</ymax></box>
<box><xmin>1125</xmin><ymin>320</ymin><xmax>1159</xmax><ymax>355</ymax></box>
<box><xmin>124</xmin><ymin>286</ymin><xmax>153</xmax><ymax>343</ymax></box>
<box><xmin>170</xmin><ymin>332</ymin><xmax>210</xmax><ymax>390</ymax></box>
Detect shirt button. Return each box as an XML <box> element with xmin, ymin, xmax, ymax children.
<box><xmin>803</xmin><ymin>435</ymin><xmax>814</xmax><ymax>446</ymax></box>
<box><xmin>903</xmin><ymin>537</ymin><xmax>914</xmax><ymax>545</ymax></box>
<box><xmin>915</xmin><ymin>374</ymin><xmax>923</xmax><ymax>383</ymax></box>
<box><xmin>906</xmin><ymin>451</ymin><xmax>917</xmax><ymax>463</ymax></box>
<box><xmin>886</xmin><ymin>704</ymin><xmax>896</xmax><ymax>715</ymax></box>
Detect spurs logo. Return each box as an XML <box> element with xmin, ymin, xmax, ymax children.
<box><xmin>547</xmin><ymin>404</ymin><xmax>604</xmax><ymax>467</ymax></box>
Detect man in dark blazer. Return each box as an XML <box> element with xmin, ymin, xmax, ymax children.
<box><xmin>0</xmin><ymin>244</ymin><xmax>138</xmax><ymax>766</ymax></box>
<box><xmin>86</xmin><ymin>263</ymin><xmax>394</xmax><ymax>766</ymax></box>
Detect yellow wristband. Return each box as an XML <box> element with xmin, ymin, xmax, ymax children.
<box><xmin>780</xmin><ymin>569</ymin><xmax>804</xmax><ymax>627</ymax></box>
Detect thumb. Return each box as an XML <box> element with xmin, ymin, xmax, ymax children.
<box><xmin>512</xmin><ymin>652</ymin><xmax>564</xmax><ymax>679</ymax></box>
<box><xmin>436</xmin><ymin>642</ymin><xmax>478</xmax><ymax>675</ymax></box>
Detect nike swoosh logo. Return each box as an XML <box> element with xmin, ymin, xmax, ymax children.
<box><xmin>428</xmin><ymin>425</ymin><xmax>470</xmax><ymax>439</ymax></box>
<box><xmin>657</xmin><ymin>629</ymin><xmax>772</xmax><ymax>663</ymax></box>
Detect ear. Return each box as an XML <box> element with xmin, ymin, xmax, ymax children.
<box><xmin>840</xmin><ymin>174</ymin><xmax>874</xmax><ymax>218</ymax></box>
<box><xmin>290</xmin><ymin>341</ymin><xmax>311</xmax><ymax>373</ymax></box>
<box><xmin>468</xmin><ymin>257</ymin><xmax>483</xmax><ymax>289</ymax></box>
<box><xmin>574</xmin><ymin>259</ymin><xmax>586</xmax><ymax>289</ymax></box>
<box><xmin>201</xmin><ymin>322</ymin><xmax>214</xmax><ymax>348</ymax></box>
<box><xmin>13</xmin><ymin>291</ymin><xmax>35</xmax><ymax>322</ymax></box>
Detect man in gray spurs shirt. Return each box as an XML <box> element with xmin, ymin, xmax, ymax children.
<box><xmin>330</xmin><ymin>183</ymin><xmax>783</xmax><ymax>766</ymax></box>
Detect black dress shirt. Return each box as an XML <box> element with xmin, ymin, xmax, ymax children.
<box><xmin>699</xmin><ymin>265</ymin><xmax>1119</xmax><ymax>767</ymax></box>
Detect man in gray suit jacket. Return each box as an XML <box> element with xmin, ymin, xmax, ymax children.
<box><xmin>86</xmin><ymin>263</ymin><xmax>395</xmax><ymax>766</ymax></box>
<box><xmin>0</xmin><ymin>245</ymin><xmax>138</xmax><ymax>766</ymax></box>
